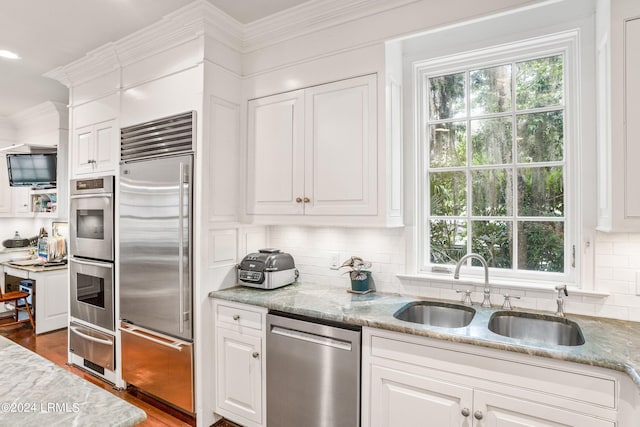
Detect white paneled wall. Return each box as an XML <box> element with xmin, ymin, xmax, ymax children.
<box><xmin>269</xmin><ymin>226</ymin><xmax>640</xmax><ymax>322</ymax></box>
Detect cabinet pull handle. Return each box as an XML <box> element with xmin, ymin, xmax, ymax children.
<box><xmin>232</xmin><ymin>314</ymin><xmax>240</xmax><ymax>321</ymax></box>
<box><xmin>474</xmin><ymin>410</ymin><xmax>484</xmax><ymax>420</ymax></box>
<box><xmin>252</xmin><ymin>352</ymin><xmax>259</xmax><ymax>359</ymax></box>
<box><xmin>303</xmin><ymin>197</ymin><xmax>310</xmax><ymax>203</ymax></box>
<box><xmin>296</xmin><ymin>197</ymin><xmax>302</xmax><ymax>203</ymax></box>
<box><xmin>461</xmin><ymin>408</ymin><xmax>470</xmax><ymax>417</ymax></box>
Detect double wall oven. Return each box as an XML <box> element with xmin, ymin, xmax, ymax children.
<box><xmin>68</xmin><ymin>176</ymin><xmax>116</xmax><ymax>380</ymax></box>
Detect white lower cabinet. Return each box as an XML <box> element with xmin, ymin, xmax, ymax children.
<box><xmin>213</xmin><ymin>300</ymin><xmax>266</xmax><ymax>427</ymax></box>
<box><xmin>370</xmin><ymin>364</ymin><xmax>472</xmax><ymax>426</ymax></box>
<box><xmin>475</xmin><ymin>390</ymin><xmax>612</xmax><ymax>427</ymax></box>
<box><xmin>2</xmin><ymin>267</ymin><xmax>68</xmax><ymax>335</ymax></box>
<box><xmin>363</xmin><ymin>328</ymin><xmax>624</xmax><ymax>427</ymax></box>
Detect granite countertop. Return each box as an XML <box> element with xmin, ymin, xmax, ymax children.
<box><xmin>2</xmin><ymin>261</ymin><xmax>68</xmax><ymax>273</ymax></box>
<box><xmin>210</xmin><ymin>282</ymin><xmax>640</xmax><ymax>388</ymax></box>
<box><xmin>0</xmin><ymin>336</ymin><xmax>146</xmax><ymax>426</ymax></box>
<box><xmin>0</xmin><ymin>246</ymin><xmax>35</xmax><ymax>254</ymax></box>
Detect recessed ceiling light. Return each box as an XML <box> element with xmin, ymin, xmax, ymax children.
<box><xmin>0</xmin><ymin>50</ymin><xmax>20</xmax><ymax>60</ymax></box>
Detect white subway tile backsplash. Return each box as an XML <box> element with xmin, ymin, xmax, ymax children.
<box><xmin>613</xmin><ymin>242</ymin><xmax>640</xmax><ymax>256</ymax></box>
<box><xmin>597</xmin><ymin>232</ymin><xmax>628</xmax><ymax>242</ymax></box>
<box><xmin>596</xmin><ymin>254</ymin><xmax>629</xmax><ymax>268</ymax></box>
<box><xmin>628</xmin><ymin>307</ymin><xmax>640</xmax><ymax>322</ymax></box>
<box><xmin>269</xmin><ymin>226</ymin><xmax>640</xmax><ymax>322</ymax></box>
<box><xmin>595</xmin><ymin>267</ymin><xmax>614</xmax><ymax>280</ymax></box>
<box><xmin>595</xmin><ymin>241</ymin><xmax>614</xmax><ymax>254</ymax></box>
<box><xmin>595</xmin><ymin>304</ymin><xmax>629</xmax><ymax>320</ymax></box>
<box><xmin>612</xmin><ymin>268</ymin><xmax>637</xmax><ymax>283</ymax></box>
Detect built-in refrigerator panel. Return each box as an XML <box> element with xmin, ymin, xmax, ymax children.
<box><xmin>121</xmin><ymin>322</ymin><xmax>194</xmax><ymax>413</ymax></box>
<box><xmin>119</xmin><ymin>153</ymin><xmax>193</xmax><ymax>341</ymax></box>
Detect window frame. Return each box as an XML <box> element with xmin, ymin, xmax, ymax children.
<box><xmin>413</xmin><ymin>30</ymin><xmax>582</xmax><ymax>286</ymax></box>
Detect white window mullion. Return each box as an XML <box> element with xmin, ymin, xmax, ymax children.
<box><xmin>465</xmin><ymin>70</ymin><xmax>473</xmax><ymax>259</ymax></box>
<box><xmin>511</xmin><ymin>60</ymin><xmax>519</xmax><ymax>272</ymax></box>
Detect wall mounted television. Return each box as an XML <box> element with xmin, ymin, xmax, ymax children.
<box><xmin>6</xmin><ymin>153</ymin><xmax>57</xmax><ymax>188</ymax></box>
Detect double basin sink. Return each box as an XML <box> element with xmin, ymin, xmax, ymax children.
<box><xmin>393</xmin><ymin>301</ymin><xmax>585</xmax><ymax>347</ymax></box>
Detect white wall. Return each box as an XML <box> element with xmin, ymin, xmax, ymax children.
<box><xmin>253</xmin><ymin>0</ymin><xmax>635</xmax><ymax>321</ymax></box>
<box><xmin>1</xmin><ymin>218</ymin><xmax>51</xmax><ymax>241</ymax></box>
<box><xmin>269</xmin><ymin>226</ymin><xmax>640</xmax><ymax>322</ymax></box>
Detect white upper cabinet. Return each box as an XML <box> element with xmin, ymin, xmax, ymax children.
<box><xmin>11</xmin><ymin>187</ymin><xmax>31</xmax><ymax>216</ymax></box>
<box><xmin>597</xmin><ymin>0</ymin><xmax>640</xmax><ymax>231</ymax></box>
<box><xmin>247</xmin><ymin>90</ymin><xmax>305</xmax><ymax>215</ymax></box>
<box><xmin>72</xmin><ymin>119</ymin><xmax>117</xmax><ymax>177</ymax></box>
<box><xmin>246</xmin><ymin>74</ymin><xmax>388</xmax><ymax>225</ymax></box>
<box><xmin>71</xmin><ymin>93</ymin><xmax>119</xmax><ymax>179</ymax></box>
<box><xmin>304</xmin><ymin>75</ymin><xmax>377</xmax><ymax>216</ymax></box>
<box><xmin>0</xmin><ymin>156</ymin><xmax>33</xmax><ymax>218</ymax></box>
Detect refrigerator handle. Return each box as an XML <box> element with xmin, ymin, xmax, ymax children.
<box><xmin>121</xmin><ymin>323</ymin><xmax>187</xmax><ymax>351</ymax></box>
<box><xmin>179</xmin><ymin>162</ymin><xmax>185</xmax><ymax>334</ymax></box>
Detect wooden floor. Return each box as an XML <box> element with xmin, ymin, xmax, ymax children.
<box><xmin>0</xmin><ymin>320</ymin><xmax>195</xmax><ymax>427</ymax></box>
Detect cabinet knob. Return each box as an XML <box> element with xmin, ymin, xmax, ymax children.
<box><xmin>303</xmin><ymin>197</ymin><xmax>310</xmax><ymax>203</ymax></box>
<box><xmin>461</xmin><ymin>408</ymin><xmax>470</xmax><ymax>417</ymax></box>
<box><xmin>296</xmin><ymin>197</ymin><xmax>302</xmax><ymax>203</ymax></box>
<box><xmin>474</xmin><ymin>410</ymin><xmax>484</xmax><ymax>420</ymax></box>
<box><xmin>232</xmin><ymin>314</ymin><xmax>240</xmax><ymax>321</ymax></box>
<box><xmin>252</xmin><ymin>352</ymin><xmax>259</xmax><ymax>359</ymax></box>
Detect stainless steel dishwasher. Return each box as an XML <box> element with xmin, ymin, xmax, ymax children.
<box><xmin>267</xmin><ymin>312</ymin><xmax>361</xmax><ymax>427</ymax></box>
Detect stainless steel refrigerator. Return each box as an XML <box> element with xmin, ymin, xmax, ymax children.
<box><xmin>118</xmin><ymin>112</ymin><xmax>195</xmax><ymax>414</ymax></box>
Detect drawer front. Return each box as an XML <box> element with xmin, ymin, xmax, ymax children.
<box><xmin>369</xmin><ymin>333</ymin><xmax>616</xmax><ymax>409</ymax></box>
<box><xmin>69</xmin><ymin>322</ymin><xmax>115</xmax><ymax>371</ymax></box>
<box><xmin>216</xmin><ymin>303</ymin><xmax>263</xmax><ymax>331</ymax></box>
<box><xmin>4</xmin><ymin>266</ymin><xmax>30</xmax><ymax>279</ymax></box>
<box><xmin>121</xmin><ymin>322</ymin><xmax>194</xmax><ymax>413</ymax></box>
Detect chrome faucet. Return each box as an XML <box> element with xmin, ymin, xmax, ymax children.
<box><xmin>555</xmin><ymin>284</ymin><xmax>568</xmax><ymax>317</ymax></box>
<box><xmin>454</xmin><ymin>253</ymin><xmax>491</xmax><ymax>308</ymax></box>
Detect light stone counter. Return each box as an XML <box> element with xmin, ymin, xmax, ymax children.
<box><xmin>210</xmin><ymin>282</ymin><xmax>640</xmax><ymax>389</ymax></box>
<box><xmin>0</xmin><ymin>336</ymin><xmax>146</xmax><ymax>426</ymax></box>
<box><xmin>2</xmin><ymin>262</ymin><xmax>68</xmax><ymax>273</ymax></box>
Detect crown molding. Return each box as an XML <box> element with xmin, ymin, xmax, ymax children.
<box><xmin>44</xmin><ymin>43</ymin><xmax>120</xmax><ymax>88</ymax></box>
<box><xmin>9</xmin><ymin>101</ymin><xmax>68</xmax><ymax>127</ymax></box>
<box><xmin>242</xmin><ymin>0</ymin><xmax>420</xmax><ymax>52</ymax></box>
<box><xmin>45</xmin><ymin>0</ymin><xmax>243</xmax><ymax>87</ymax></box>
<box><xmin>115</xmin><ymin>0</ymin><xmax>243</xmax><ymax>67</ymax></box>
<box><xmin>44</xmin><ymin>0</ymin><xmax>420</xmax><ymax>87</ymax></box>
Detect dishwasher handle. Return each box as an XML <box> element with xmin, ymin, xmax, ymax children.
<box><xmin>270</xmin><ymin>325</ymin><xmax>352</xmax><ymax>351</ymax></box>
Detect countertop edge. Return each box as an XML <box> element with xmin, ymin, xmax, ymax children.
<box><xmin>209</xmin><ymin>285</ymin><xmax>640</xmax><ymax>390</ymax></box>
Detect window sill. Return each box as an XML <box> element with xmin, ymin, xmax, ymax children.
<box><xmin>396</xmin><ymin>272</ymin><xmax>610</xmax><ymax>298</ymax></box>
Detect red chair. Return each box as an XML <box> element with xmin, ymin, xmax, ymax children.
<box><xmin>0</xmin><ymin>288</ymin><xmax>35</xmax><ymax>331</ymax></box>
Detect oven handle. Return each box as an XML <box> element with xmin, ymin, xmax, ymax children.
<box><xmin>70</xmin><ymin>326</ymin><xmax>114</xmax><ymax>346</ymax></box>
<box><xmin>70</xmin><ymin>257</ymin><xmax>114</xmax><ymax>269</ymax></box>
<box><xmin>70</xmin><ymin>193</ymin><xmax>113</xmax><ymax>200</ymax></box>
<box><xmin>121</xmin><ymin>323</ymin><xmax>186</xmax><ymax>351</ymax></box>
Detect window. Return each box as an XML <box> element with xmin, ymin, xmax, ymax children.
<box><xmin>416</xmin><ymin>34</ymin><xmax>579</xmax><ymax>283</ymax></box>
